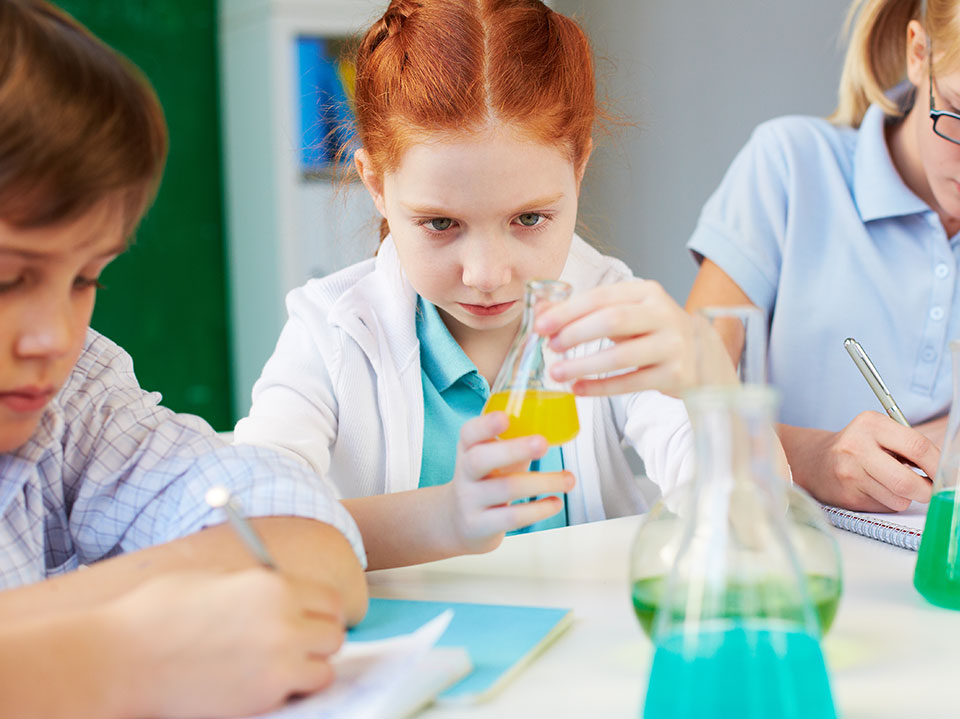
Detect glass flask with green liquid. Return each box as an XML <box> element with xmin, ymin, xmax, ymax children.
<box><xmin>633</xmin><ymin>385</ymin><xmax>839</xmax><ymax>719</ymax></box>
<box><xmin>632</xmin><ymin>307</ymin><xmax>843</xmax><ymax>639</ymax></box>
<box><xmin>914</xmin><ymin>339</ymin><xmax>960</xmax><ymax>609</ymax></box>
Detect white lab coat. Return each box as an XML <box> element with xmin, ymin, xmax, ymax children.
<box><xmin>235</xmin><ymin>235</ymin><xmax>694</xmax><ymax>523</ymax></box>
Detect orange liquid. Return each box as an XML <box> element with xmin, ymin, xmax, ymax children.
<box><xmin>484</xmin><ymin>390</ymin><xmax>580</xmax><ymax>445</ymax></box>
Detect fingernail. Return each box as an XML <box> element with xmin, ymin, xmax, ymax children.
<box><xmin>530</xmin><ymin>436</ymin><xmax>547</xmax><ymax>454</ymax></box>
<box><xmin>490</xmin><ymin>411</ymin><xmax>508</xmax><ymax>430</ymax></box>
<box><xmin>536</xmin><ymin>318</ymin><xmax>556</xmax><ymax>334</ymax></box>
<box><xmin>551</xmin><ymin>365</ymin><xmax>567</xmax><ymax>381</ymax></box>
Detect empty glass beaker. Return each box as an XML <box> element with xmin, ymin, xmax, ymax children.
<box><xmin>636</xmin><ymin>385</ymin><xmax>837</xmax><ymax>719</ymax></box>
<box><xmin>914</xmin><ymin>339</ymin><xmax>960</xmax><ymax>609</ymax></box>
<box><xmin>696</xmin><ymin>304</ymin><xmax>768</xmax><ymax>385</ymax></box>
<box><xmin>483</xmin><ymin>279</ymin><xmax>579</xmax><ymax>446</ymax></box>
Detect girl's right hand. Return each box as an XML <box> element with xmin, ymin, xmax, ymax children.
<box><xmin>108</xmin><ymin>568</ymin><xmax>346</xmax><ymax>719</ymax></box>
<box><xmin>447</xmin><ymin>411</ymin><xmax>575</xmax><ymax>555</ymax></box>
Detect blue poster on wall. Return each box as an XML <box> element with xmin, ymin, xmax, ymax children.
<box><xmin>297</xmin><ymin>36</ymin><xmax>357</xmax><ymax>173</ymax></box>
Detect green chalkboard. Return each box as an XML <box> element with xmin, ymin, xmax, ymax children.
<box><xmin>52</xmin><ymin>0</ymin><xmax>233</xmax><ymax>430</ymax></box>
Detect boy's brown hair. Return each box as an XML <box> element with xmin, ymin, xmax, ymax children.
<box><xmin>0</xmin><ymin>0</ymin><xmax>167</xmax><ymax>237</ymax></box>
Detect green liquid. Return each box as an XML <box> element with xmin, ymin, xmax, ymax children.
<box><xmin>914</xmin><ymin>490</ymin><xmax>960</xmax><ymax>609</ymax></box>
<box><xmin>631</xmin><ymin>574</ymin><xmax>842</xmax><ymax>637</ymax></box>
<box><xmin>643</xmin><ymin>621</ymin><xmax>836</xmax><ymax>719</ymax></box>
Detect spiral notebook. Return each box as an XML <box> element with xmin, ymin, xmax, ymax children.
<box><xmin>821</xmin><ymin>501</ymin><xmax>928</xmax><ymax>551</ymax></box>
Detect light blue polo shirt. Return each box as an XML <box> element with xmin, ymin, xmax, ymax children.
<box><xmin>415</xmin><ymin>297</ymin><xmax>567</xmax><ymax>533</ymax></box>
<box><xmin>689</xmin><ymin>101</ymin><xmax>960</xmax><ymax>431</ymax></box>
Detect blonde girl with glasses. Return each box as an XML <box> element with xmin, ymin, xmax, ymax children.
<box><xmin>687</xmin><ymin>0</ymin><xmax>960</xmax><ymax>513</ymax></box>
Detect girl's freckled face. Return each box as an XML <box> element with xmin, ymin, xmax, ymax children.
<box><xmin>380</xmin><ymin>122</ymin><xmax>580</xmax><ymax>344</ymax></box>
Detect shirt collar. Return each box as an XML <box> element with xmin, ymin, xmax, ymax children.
<box><xmin>416</xmin><ymin>296</ymin><xmax>481</xmax><ymax>393</ymax></box>
<box><xmin>853</xmin><ymin>100</ymin><xmax>931</xmax><ymax>222</ymax></box>
<box><xmin>0</xmin><ymin>404</ymin><xmax>59</xmax><ymax>518</ymax></box>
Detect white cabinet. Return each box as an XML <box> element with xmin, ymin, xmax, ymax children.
<box><xmin>219</xmin><ymin>0</ymin><xmax>381</xmax><ymax>416</ymax></box>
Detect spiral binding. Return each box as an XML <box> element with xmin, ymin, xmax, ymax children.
<box><xmin>821</xmin><ymin>505</ymin><xmax>922</xmax><ymax>551</ymax></box>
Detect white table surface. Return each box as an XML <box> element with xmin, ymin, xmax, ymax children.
<box><xmin>367</xmin><ymin>516</ymin><xmax>960</xmax><ymax>719</ymax></box>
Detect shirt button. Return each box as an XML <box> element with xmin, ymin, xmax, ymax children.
<box><xmin>936</xmin><ymin>263</ymin><xmax>951</xmax><ymax>279</ymax></box>
<box><xmin>922</xmin><ymin>347</ymin><xmax>937</xmax><ymax>362</ymax></box>
<box><xmin>931</xmin><ymin>306</ymin><xmax>945</xmax><ymax>321</ymax></box>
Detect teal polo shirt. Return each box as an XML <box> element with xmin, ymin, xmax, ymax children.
<box><xmin>416</xmin><ymin>297</ymin><xmax>567</xmax><ymax>533</ymax></box>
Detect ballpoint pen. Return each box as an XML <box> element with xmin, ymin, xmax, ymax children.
<box><xmin>843</xmin><ymin>337</ymin><xmax>910</xmax><ymax>427</ymax></box>
<box><xmin>205</xmin><ymin>485</ymin><xmax>278</xmax><ymax>569</ymax></box>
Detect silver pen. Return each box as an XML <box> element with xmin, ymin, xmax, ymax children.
<box><xmin>843</xmin><ymin>337</ymin><xmax>910</xmax><ymax>427</ymax></box>
<box><xmin>205</xmin><ymin>485</ymin><xmax>278</xmax><ymax>569</ymax></box>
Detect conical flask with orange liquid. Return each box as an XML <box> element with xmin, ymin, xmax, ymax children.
<box><xmin>483</xmin><ymin>279</ymin><xmax>579</xmax><ymax>447</ymax></box>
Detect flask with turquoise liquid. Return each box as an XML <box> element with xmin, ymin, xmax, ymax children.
<box><xmin>636</xmin><ymin>385</ymin><xmax>838</xmax><ymax>719</ymax></box>
<box><xmin>914</xmin><ymin>339</ymin><xmax>960</xmax><ymax>609</ymax></box>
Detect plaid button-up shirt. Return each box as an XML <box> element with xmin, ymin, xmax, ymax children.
<box><xmin>0</xmin><ymin>330</ymin><xmax>365</xmax><ymax>589</ymax></box>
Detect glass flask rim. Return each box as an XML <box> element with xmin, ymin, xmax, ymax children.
<box><xmin>683</xmin><ymin>382</ymin><xmax>781</xmax><ymax>412</ymax></box>
<box><xmin>525</xmin><ymin>278</ymin><xmax>572</xmax><ymax>302</ymax></box>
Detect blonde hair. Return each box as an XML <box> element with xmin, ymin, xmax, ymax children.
<box><xmin>830</xmin><ymin>0</ymin><xmax>960</xmax><ymax>127</ymax></box>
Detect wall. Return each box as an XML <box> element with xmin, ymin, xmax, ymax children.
<box><xmin>553</xmin><ymin>0</ymin><xmax>849</xmax><ymax>300</ymax></box>
<box><xmin>54</xmin><ymin>0</ymin><xmax>234</xmax><ymax>429</ymax></box>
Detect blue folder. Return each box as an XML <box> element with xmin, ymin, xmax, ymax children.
<box><xmin>349</xmin><ymin>597</ymin><xmax>573</xmax><ymax>703</ymax></box>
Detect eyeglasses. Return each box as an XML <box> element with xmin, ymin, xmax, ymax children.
<box><xmin>929</xmin><ymin>52</ymin><xmax>960</xmax><ymax>145</ymax></box>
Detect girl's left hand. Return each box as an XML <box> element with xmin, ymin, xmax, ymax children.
<box><xmin>534</xmin><ymin>280</ymin><xmax>735</xmax><ymax>398</ymax></box>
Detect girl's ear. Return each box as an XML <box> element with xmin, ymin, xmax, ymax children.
<box><xmin>354</xmin><ymin>148</ymin><xmax>387</xmax><ymax>217</ymax></box>
<box><xmin>905</xmin><ymin>19</ymin><xmax>929</xmax><ymax>89</ymax></box>
<box><xmin>575</xmin><ymin>137</ymin><xmax>594</xmax><ymax>192</ymax></box>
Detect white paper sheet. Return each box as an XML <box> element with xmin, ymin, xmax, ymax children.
<box><xmin>242</xmin><ymin>609</ymin><xmax>461</xmax><ymax>719</ymax></box>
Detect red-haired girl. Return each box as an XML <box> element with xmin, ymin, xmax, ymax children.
<box><xmin>237</xmin><ymin>0</ymin><xmax>734</xmax><ymax>569</ymax></box>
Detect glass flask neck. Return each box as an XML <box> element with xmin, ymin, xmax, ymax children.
<box><xmin>686</xmin><ymin>385</ymin><xmax>781</xmax><ymax>494</ymax></box>
<box><xmin>695</xmin><ymin>305</ymin><xmax>767</xmax><ymax>385</ymax></box>
<box><xmin>932</xmin><ymin>339</ymin><xmax>960</xmax><ymax>494</ymax></box>
<box><xmin>520</xmin><ymin>279</ymin><xmax>572</xmax><ymax>328</ymax></box>
<box><xmin>490</xmin><ymin>279</ymin><xmax>572</xmax><ymax>395</ymax></box>
<box><xmin>914</xmin><ymin>344</ymin><xmax>960</xmax><ymax>609</ymax></box>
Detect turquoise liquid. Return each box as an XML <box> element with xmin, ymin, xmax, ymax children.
<box><xmin>643</xmin><ymin>621</ymin><xmax>836</xmax><ymax>719</ymax></box>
